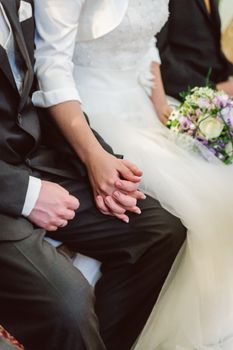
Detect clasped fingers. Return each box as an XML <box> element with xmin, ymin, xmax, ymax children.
<box><xmin>112</xmin><ymin>191</ymin><xmax>141</xmax><ymax>215</ymax></box>
<box><xmin>96</xmin><ymin>195</ymin><xmax>130</xmax><ymax>223</ymax></box>
<box><xmin>115</xmin><ymin>179</ymin><xmax>140</xmax><ymax>193</ymax></box>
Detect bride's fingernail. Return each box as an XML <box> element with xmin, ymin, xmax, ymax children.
<box><xmin>123</xmin><ymin>217</ymin><xmax>129</xmax><ymax>224</ymax></box>
<box><xmin>138</xmin><ymin>192</ymin><xmax>146</xmax><ymax>199</ymax></box>
<box><xmin>135</xmin><ymin>208</ymin><xmax>141</xmax><ymax>215</ymax></box>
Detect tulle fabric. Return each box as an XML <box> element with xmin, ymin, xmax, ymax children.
<box><xmin>77</xmin><ymin>65</ymin><xmax>233</xmax><ymax>349</ymax></box>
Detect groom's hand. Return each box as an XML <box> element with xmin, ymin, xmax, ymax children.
<box><xmin>28</xmin><ymin>180</ymin><xmax>80</xmax><ymax>231</ymax></box>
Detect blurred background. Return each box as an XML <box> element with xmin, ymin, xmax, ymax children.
<box><xmin>220</xmin><ymin>0</ymin><xmax>233</xmax><ymax>62</ymax></box>
<box><xmin>220</xmin><ymin>0</ymin><xmax>233</xmax><ymax>29</ymax></box>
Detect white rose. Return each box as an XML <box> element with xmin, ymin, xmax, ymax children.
<box><xmin>225</xmin><ymin>142</ymin><xmax>233</xmax><ymax>156</ymax></box>
<box><xmin>199</xmin><ymin>117</ymin><xmax>224</xmax><ymax>140</ymax></box>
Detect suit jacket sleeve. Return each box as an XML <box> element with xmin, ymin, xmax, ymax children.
<box><xmin>157</xmin><ymin>0</ymin><xmax>216</xmax><ymax>100</ymax></box>
<box><xmin>157</xmin><ymin>22</ymin><xmax>212</xmax><ymax>100</ymax></box>
<box><xmin>0</xmin><ymin>160</ymin><xmax>30</xmax><ymax>216</ymax></box>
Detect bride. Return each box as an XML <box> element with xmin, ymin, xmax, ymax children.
<box><xmin>33</xmin><ymin>0</ymin><xmax>233</xmax><ymax>349</ymax></box>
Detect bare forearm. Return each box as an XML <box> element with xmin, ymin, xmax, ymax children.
<box><xmin>151</xmin><ymin>62</ymin><xmax>167</xmax><ymax>111</ymax></box>
<box><xmin>49</xmin><ymin>101</ymin><xmax>103</xmax><ymax>166</ymax></box>
<box><xmin>48</xmin><ymin>101</ymin><xmax>143</xmax><ymax>222</ymax></box>
<box><xmin>150</xmin><ymin>62</ymin><xmax>173</xmax><ymax>123</ymax></box>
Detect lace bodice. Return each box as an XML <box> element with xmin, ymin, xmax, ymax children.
<box><xmin>74</xmin><ymin>0</ymin><xmax>169</xmax><ymax>69</ymax></box>
<box><xmin>33</xmin><ymin>0</ymin><xmax>169</xmax><ymax>107</ymax></box>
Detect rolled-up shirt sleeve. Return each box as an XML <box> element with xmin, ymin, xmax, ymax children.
<box><xmin>32</xmin><ymin>0</ymin><xmax>84</xmax><ymax>108</ymax></box>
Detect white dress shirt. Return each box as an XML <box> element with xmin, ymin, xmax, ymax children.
<box><xmin>32</xmin><ymin>0</ymin><xmax>83</xmax><ymax>108</ymax></box>
<box><xmin>0</xmin><ymin>3</ymin><xmax>41</xmax><ymax>217</ymax></box>
<box><xmin>22</xmin><ymin>176</ymin><xmax>41</xmax><ymax>216</ymax></box>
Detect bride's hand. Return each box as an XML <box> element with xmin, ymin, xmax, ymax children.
<box><xmin>157</xmin><ymin>104</ymin><xmax>174</xmax><ymax>125</ymax></box>
<box><xmin>86</xmin><ymin>150</ymin><xmax>145</xmax><ymax>222</ymax></box>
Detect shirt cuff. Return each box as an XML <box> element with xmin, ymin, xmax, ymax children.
<box><xmin>22</xmin><ymin>176</ymin><xmax>42</xmax><ymax>217</ymax></box>
<box><xmin>32</xmin><ymin>87</ymin><xmax>82</xmax><ymax>108</ymax></box>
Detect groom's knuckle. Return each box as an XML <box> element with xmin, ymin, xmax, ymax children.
<box><xmin>56</xmin><ymin>208</ymin><xmax>64</xmax><ymax>217</ymax></box>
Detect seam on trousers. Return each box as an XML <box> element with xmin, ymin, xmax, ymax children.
<box><xmin>12</xmin><ymin>242</ymin><xmax>90</xmax><ymax>343</ymax></box>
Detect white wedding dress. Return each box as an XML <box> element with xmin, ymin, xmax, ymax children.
<box><xmin>74</xmin><ymin>1</ymin><xmax>233</xmax><ymax>349</ymax></box>
<box><xmin>34</xmin><ymin>0</ymin><xmax>233</xmax><ymax>349</ymax></box>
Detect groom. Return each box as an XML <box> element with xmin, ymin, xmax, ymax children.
<box><xmin>0</xmin><ymin>1</ymin><xmax>186</xmax><ymax>350</ymax></box>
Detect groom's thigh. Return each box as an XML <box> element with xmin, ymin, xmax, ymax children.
<box><xmin>0</xmin><ymin>231</ymin><xmax>101</xmax><ymax>350</ymax></box>
<box><xmin>48</xmin><ymin>177</ymin><xmax>186</xmax><ymax>265</ymax></box>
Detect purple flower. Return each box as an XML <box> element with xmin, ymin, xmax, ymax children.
<box><xmin>179</xmin><ymin>116</ymin><xmax>192</xmax><ymax>130</ymax></box>
<box><xmin>216</xmin><ymin>140</ymin><xmax>226</xmax><ymax>149</ymax></box>
<box><xmin>220</xmin><ymin>106</ymin><xmax>233</xmax><ymax>128</ymax></box>
<box><xmin>208</xmin><ymin>147</ymin><xmax>217</xmax><ymax>155</ymax></box>
<box><xmin>196</xmin><ymin>136</ymin><xmax>209</xmax><ymax>146</ymax></box>
<box><xmin>214</xmin><ymin>95</ymin><xmax>230</xmax><ymax>109</ymax></box>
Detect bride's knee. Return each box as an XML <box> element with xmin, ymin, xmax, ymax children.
<box><xmin>138</xmin><ymin>195</ymin><xmax>186</xmax><ymax>251</ymax></box>
<box><xmin>164</xmin><ymin>214</ymin><xmax>186</xmax><ymax>252</ymax></box>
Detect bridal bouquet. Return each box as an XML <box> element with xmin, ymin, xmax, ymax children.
<box><xmin>167</xmin><ymin>87</ymin><xmax>233</xmax><ymax>164</ymax></box>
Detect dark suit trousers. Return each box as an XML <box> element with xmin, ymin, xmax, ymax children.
<box><xmin>0</xmin><ymin>175</ymin><xmax>186</xmax><ymax>350</ymax></box>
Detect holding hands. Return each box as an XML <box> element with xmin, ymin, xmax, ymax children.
<box><xmin>48</xmin><ymin>101</ymin><xmax>146</xmax><ymax>225</ymax></box>
<box><xmin>86</xmin><ymin>150</ymin><xmax>146</xmax><ymax>222</ymax></box>
<box><xmin>34</xmin><ymin>100</ymin><xmax>146</xmax><ymax>228</ymax></box>
<box><xmin>29</xmin><ymin>152</ymin><xmax>145</xmax><ymax>231</ymax></box>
